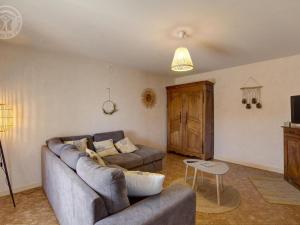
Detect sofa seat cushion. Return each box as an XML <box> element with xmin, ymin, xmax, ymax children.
<box><xmin>76</xmin><ymin>157</ymin><xmax>130</xmax><ymax>215</ymax></box>
<box><xmin>103</xmin><ymin>153</ymin><xmax>143</xmax><ymax>169</ymax></box>
<box><xmin>133</xmin><ymin>145</ymin><xmax>166</xmax><ymax>164</ymax></box>
<box><xmin>107</xmin><ymin>164</ymin><xmax>127</xmax><ymax>171</ymax></box>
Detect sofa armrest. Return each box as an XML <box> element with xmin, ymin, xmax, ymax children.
<box><xmin>95</xmin><ymin>183</ymin><xmax>195</xmax><ymax>225</ymax></box>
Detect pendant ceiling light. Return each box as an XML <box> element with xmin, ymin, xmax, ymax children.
<box><xmin>171</xmin><ymin>31</ymin><xmax>193</xmax><ymax>72</ymax></box>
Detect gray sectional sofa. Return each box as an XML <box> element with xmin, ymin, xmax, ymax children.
<box><xmin>42</xmin><ymin>130</ymin><xmax>196</xmax><ymax>225</ymax></box>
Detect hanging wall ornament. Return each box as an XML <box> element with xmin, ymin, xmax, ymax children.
<box><xmin>102</xmin><ymin>88</ymin><xmax>117</xmax><ymax>115</ymax></box>
<box><xmin>142</xmin><ymin>88</ymin><xmax>156</xmax><ymax>108</ymax></box>
<box><xmin>245</xmin><ymin>89</ymin><xmax>251</xmax><ymax>109</ymax></box>
<box><xmin>240</xmin><ymin>77</ymin><xmax>263</xmax><ymax>110</ymax></box>
<box><xmin>241</xmin><ymin>89</ymin><xmax>247</xmax><ymax>104</ymax></box>
<box><xmin>256</xmin><ymin>89</ymin><xmax>262</xmax><ymax>109</ymax></box>
<box><xmin>251</xmin><ymin>89</ymin><xmax>257</xmax><ymax>104</ymax></box>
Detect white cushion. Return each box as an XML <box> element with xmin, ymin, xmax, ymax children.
<box><xmin>64</xmin><ymin>138</ymin><xmax>87</xmax><ymax>152</ymax></box>
<box><xmin>86</xmin><ymin>148</ymin><xmax>106</xmax><ymax>166</ymax></box>
<box><xmin>124</xmin><ymin>171</ymin><xmax>165</xmax><ymax>197</ymax></box>
<box><xmin>93</xmin><ymin>139</ymin><xmax>119</xmax><ymax>157</ymax></box>
<box><xmin>115</xmin><ymin>137</ymin><xmax>138</xmax><ymax>153</ymax></box>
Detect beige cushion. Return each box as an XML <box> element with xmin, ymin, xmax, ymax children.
<box><xmin>86</xmin><ymin>148</ymin><xmax>106</xmax><ymax>166</ymax></box>
<box><xmin>115</xmin><ymin>137</ymin><xmax>138</xmax><ymax>153</ymax></box>
<box><xmin>64</xmin><ymin>138</ymin><xmax>87</xmax><ymax>152</ymax></box>
<box><xmin>93</xmin><ymin>139</ymin><xmax>119</xmax><ymax>157</ymax></box>
<box><xmin>124</xmin><ymin>171</ymin><xmax>165</xmax><ymax>197</ymax></box>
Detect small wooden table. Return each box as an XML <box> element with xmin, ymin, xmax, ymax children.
<box><xmin>183</xmin><ymin>159</ymin><xmax>229</xmax><ymax>205</ymax></box>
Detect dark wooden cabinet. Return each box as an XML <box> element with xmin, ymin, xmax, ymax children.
<box><xmin>166</xmin><ymin>81</ymin><xmax>214</xmax><ymax>160</ymax></box>
<box><xmin>283</xmin><ymin>127</ymin><xmax>300</xmax><ymax>189</ymax></box>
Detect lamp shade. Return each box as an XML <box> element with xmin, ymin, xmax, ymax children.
<box><xmin>0</xmin><ymin>104</ymin><xmax>13</xmax><ymax>132</ymax></box>
<box><xmin>171</xmin><ymin>47</ymin><xmax>193</xmax><ymax>72</ymax></box>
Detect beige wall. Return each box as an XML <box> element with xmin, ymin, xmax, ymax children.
<box><xmin>0</xmin><ymin>44</ymin><xmax>171</xmax><ymax>195</ymax></box>
<box><xmin>175</xmin><ymin>55</ymin><xmax>300</xmax><ymax>173</ymax></box>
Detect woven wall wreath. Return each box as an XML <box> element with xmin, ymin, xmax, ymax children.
<box><xmin>102</xmin><ymin>100</ymin><xmax>117</xmax><ymax>115</ymax></box>
<box><xmin>142</xmin><ymin>88</ymin><xmax>156</xmax><ymax>108</ymax></box>
<box><xmin>102</xmin><ymin>88</ymin><xmax>118</xmax><ymax>115</ymax></box>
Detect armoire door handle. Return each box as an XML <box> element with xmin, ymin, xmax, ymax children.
<box><xmin>179</xmin><ymin>112</ymin><xmax>181</xmax><ymax>123</ymax></box>
<box><xmin>186</xmin><ymin>112</ymin><xmax>188</xmax><ymax>124</ymax></box>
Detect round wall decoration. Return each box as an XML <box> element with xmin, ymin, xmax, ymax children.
<box><xmin>102</xmin><ymin>100</ymin><xmax>117</xmax><ymax>115</ymax></box>
<box><xmin>142</xmin><ymin>88</ymin><xmax>156</xmax><ymax>108</ymax></box>
<box><xmin>102</xmin><ymin>88</ymin><xmax>117</xmax><ymax>115</ymax></box>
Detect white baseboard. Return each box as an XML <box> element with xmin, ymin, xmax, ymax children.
<box><xmin>0</xmin><ymin>183</ymin><xmax>41</xmax><ymax>197</ymax></box>
<box><xmin>215</xmin><ymin>156</ymin><xmax>283</xmax><ymax>174</ymax></box>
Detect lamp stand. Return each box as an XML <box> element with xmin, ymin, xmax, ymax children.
<box><xmin>0</xmin><ymin>140</ymin><xmax>16</xmax><ymax>207</ymax></box>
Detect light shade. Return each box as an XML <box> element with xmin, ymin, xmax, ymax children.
<box><xmin>171</xmin><ymin>47</ymin><xmax>193</xmax><ymax>72</ymax></box>
<box><xmin>0</xmin><ymin>104</ymin><xmax>13</xmax><ymax>132</ymax></box>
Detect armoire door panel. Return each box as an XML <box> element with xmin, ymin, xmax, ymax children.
<box><xmin>204</xmin><ymin>87</ymin><xmax>214</xmax><ymax>159</ymax></box>
<box><xmin>170</xmin><ymin>131</ymin><xmax>181</xmax><ymax>149</ymax></box>
<box><xmin>186</xmin><ymin>93</ymin><xmax>202</xmax><ymax>120</ymax></box>
<box><xmin>286</xmin><ymin>138</ymin><xmax>300</xmax><ymax>185</ymax></box>
<box><xmin>168</xmin><ymin>92</ymin><xmax>183</xmax><ymax>151</ymax></box>
<box><xmin>183</xmin><ymin>91</ymin><xmax>203</xmax><ymax>154</ymax></box>
<box><xmin>186</xmin><ymin>128</ymin><xmax>202</xmax><ymax>152</ymax></box>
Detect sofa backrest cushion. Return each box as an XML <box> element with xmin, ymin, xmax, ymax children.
<box><xmin>93</xmin><ymin>130</ymin><xmax>124</xmax><ymax>143</ymax></box>
<box><xmin>60</xmin><ymin>135</ymin><xmax>94</xmax><ymax>150</ymax></box>
<box><xmin>46</xmin><ymin>138</ymin><xmax>72</xmax><ymax>156</ymax></box>
<box><xmin>60</xmin><ymin>146</ymin><xmax>86</xmax><ymax>170</ymax></box>
<box><xmin>76</xmin><ymin>157</ymin><xmax>130</xmax><ymax>215</ymax></box>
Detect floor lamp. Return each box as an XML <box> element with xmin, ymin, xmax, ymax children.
<box><xmin>0</xmin><ymin>103</ymin><xmax>15</xmax><ymax>207</ymax></box>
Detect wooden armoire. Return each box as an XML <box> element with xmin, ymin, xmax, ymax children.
<box><xmin>166</xmin><ymin>81</ymin><xmax>214</xmax><ymax>160</ymax></box>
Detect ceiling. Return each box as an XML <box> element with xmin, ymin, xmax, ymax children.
<box><xmin>1</xmin><ymin>0</ymin><xmax>300</xmax><ymax>75</ymax></box>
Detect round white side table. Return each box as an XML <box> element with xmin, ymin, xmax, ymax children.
<box><xmin>183</xmin><ymin>159</ymin><xmax>229</xmax><ymax>205</ymax></box>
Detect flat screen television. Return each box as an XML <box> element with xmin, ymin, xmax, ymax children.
<box><xmin>291</xmin><ymin>95</ymin><xmax>300</xmax><ymax>124</ymax></box>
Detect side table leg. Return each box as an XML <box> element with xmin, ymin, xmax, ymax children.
<box><xmin>216</xmin><ymin>175</ymin><xmax>221</xmax><ymax>205</ymax></box>
<box><xmin>192</xmin><ymin>168</ymin><xmax>197</xmax><ymax>190</ymax></box>
<box><xmin>220</xmin><ymin>175</ymin><xmax>224</xmax><ymax>192</ymax></box>
<box><xmin>201</xmin><ymin>171</ymin><xmax>204</xmax><ymax>184</ymax></box>
<box><xmin>185</xmin><ymin>165</ymin><xmax>188</xmax><ymax>183</ymax></box>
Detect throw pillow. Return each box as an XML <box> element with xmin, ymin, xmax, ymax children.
<box><xmin>86</xmin><ymin>148</ymin><xmax>106</xmax><ymax>166</ymax></box>
<box><xmin>64</xmin><ymin>138</ymin><xmax>87</xmax><ymax>152</ymax></box>
<box><xmin>93</xmin><ymin>139</ymin><xmax>119</xmax><ymax>157</ymax></box>
<box><xmin>124</xmin><ymin>171</ymin><xmax>165</xmax><ymax>197</ymax></box>
<box><xmin>115</xmin><ymin>137</ymin><xmax>138</xmax><ymax>153</ymax></box>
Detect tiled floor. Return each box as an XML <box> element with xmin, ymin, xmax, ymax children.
<box><xmin>1</xmin><ymin>153</ymin><xmax>300</xmax><ymax>225</ymax></box>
